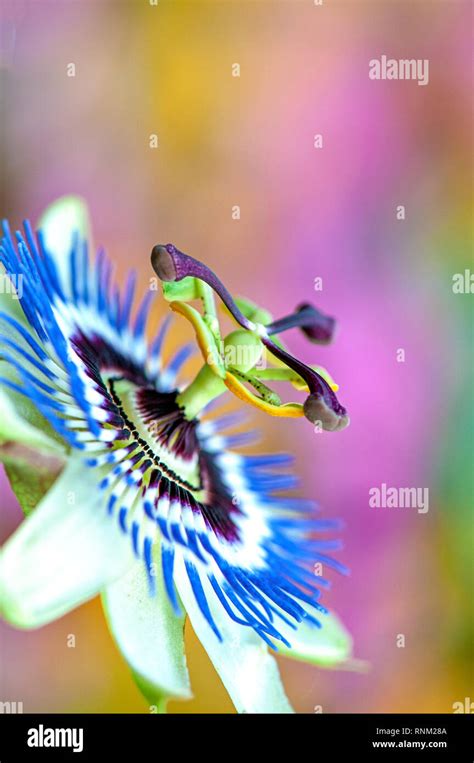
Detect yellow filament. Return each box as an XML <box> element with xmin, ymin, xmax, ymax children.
<box><xmin>224</xmin><ymin>371</ymin><xmax>304</xmax><ymax>418</ymax></box>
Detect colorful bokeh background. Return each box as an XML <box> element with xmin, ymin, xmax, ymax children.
<box><xmin>0</xmin><ymin>0</ymin><xmax>472</xmax><ymax>713</ymax></box>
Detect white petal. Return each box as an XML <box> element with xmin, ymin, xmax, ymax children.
<box><xmin>0</xmin><ymin>457</ymin><xmax>133</xmax><ymax>628</ymax></box>
<box><xmin>102</xmin><ymin>554</ymin><xmax>192</xmax><ymax>705</ymax></box>
<box><xmin>174</xmin><ymin>553</ymin><xmax>294</xmax><ymax>714</ymax></box>
<box><xmin>38</xmin><ymin>196</ymin><xmax>90</xmax><ymax>290</ymax></box>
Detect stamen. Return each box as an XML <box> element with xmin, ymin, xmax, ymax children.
<box><xmin>151</xmin><ymin>244</ymin><xmax>255</xmax><ymax>330</ymax></box>
<box><xmin>151</xmin><ymin>244</ymin><xmax>349</xmax><ymax>431</ymax></box>
<box><xmin>224</xmin><ymin>371</ymin><xmax>304</xmax><ymax>418</ymax></box>
<box><xmin>267</xmin><ymin>303</ymin><xmax>336</xmax><ymax>345</ymax></box>
<box><xmin>260</xmin><ymin>336</ymin><xmax>350</xmax><ymax>431</ymax></box>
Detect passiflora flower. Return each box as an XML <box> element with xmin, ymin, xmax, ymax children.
<box><xmin>0</xmin><ymin>197</ymin><xmax>355</xmax><ymax>713</ymax></box>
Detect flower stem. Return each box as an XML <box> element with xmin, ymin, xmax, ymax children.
<box><xmin>176</xmin><ymin>364</ymin><xmax>227</xmax><ymax>420</ymax></box>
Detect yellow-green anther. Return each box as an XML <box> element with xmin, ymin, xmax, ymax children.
<box><xmin>197</xmin><ymin>280</ymin><xmax>221</xmax><ymax>346</ymax></box>
<box><xmin>223</xmin><ymin>330</ymin><xmax>264</xmax><ymax>373</ymax></box>
<box><xmin>168</xmin><ymin>301</ymin><xmax>226</xmax><ymax>378</ymax></box>
<box><xmin>230</xmin><ymin>368</ymin><xmax>281</xmax><ymax>406</ymax></box>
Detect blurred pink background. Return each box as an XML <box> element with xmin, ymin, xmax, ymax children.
<box><xmin>0</xmin><ymin>0</ymin><xmax>472</xmax><ymax>713</ymax></box>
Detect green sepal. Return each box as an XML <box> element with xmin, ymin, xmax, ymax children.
<box><xmin>2</xmin><ymin>445</ymin><xmax>65</xmax><ymax>515</ymax></box>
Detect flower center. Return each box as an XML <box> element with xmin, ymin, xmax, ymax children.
<box><xmin>106</xmin><ymin>376</ymin><xmax>202</xmax><ymax>491</ymax></box>
<box><xmin>70</xmin><ymin>329</ymin><xmax>242</xmax><ymax>542</ymax></box>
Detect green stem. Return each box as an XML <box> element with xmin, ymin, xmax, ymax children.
<box><xmin>176</xmin><ymin>364</ymin><xmax>227</xmax><ymax>420</ymax></box>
